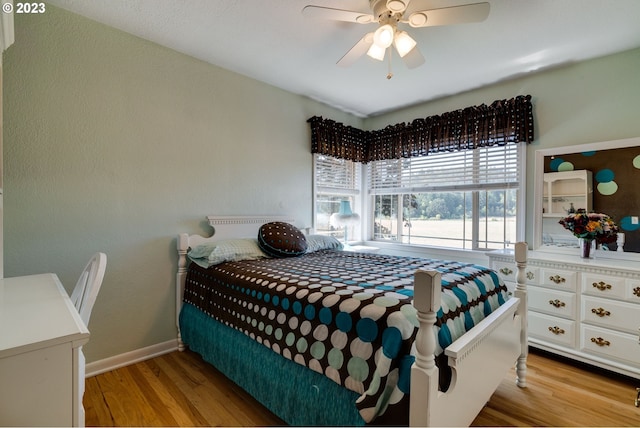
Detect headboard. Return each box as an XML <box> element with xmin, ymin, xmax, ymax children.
<box><xmin>176</xmin><ymin>215</ymin><xmax>296</xmax><ymax>349</ymax></box>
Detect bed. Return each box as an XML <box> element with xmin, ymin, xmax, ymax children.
<box><xmin>176</xmin><ymin>215</ymin><xmax>528</xmax><ymax>426</ymax></box>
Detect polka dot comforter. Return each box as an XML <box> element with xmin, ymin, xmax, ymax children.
<box><xmin>183</xmin><ymin>250</ymin><xmax>509</xmax><ymax>424</ymax></box>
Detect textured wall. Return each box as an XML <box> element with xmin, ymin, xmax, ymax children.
<box><xmin>3</xmin><ymin>6</ymin><xmax>360</xmax><ymax>362</ymax></box>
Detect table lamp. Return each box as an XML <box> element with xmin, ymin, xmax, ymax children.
<box><xmin>330</xmin><ymin>200</ymin><xmax>360</xmax><ymax>244</ymax></box>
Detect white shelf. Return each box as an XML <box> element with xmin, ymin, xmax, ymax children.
<box><xmin>542</xmin><ymin>170</ymin><xmax>592</xmax><ymax>217</ymax></box>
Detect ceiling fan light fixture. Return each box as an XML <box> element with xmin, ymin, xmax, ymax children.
<box><xmin>373</xmin><ymin>24</ymin><xmax>394</xmax><ymax>48</ymax></box>
<box><xmin>393</xmin><ymin>31</ymin><xmax>417</xmax><ymax>57</ymax></box>
<box><xmin>304</xmin><ymin>0</ymin><xmax>490</xmax><ymax>72</ymax></box>
<box><xmin>366</xmin><ymin>43</ymin><xmax>386</xmax><ymax>61</ymax></box>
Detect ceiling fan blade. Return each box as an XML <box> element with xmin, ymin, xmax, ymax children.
<box><xmin>337</xmin><ymin>32</ymin><xmax>374</xmax><ymax>67</ymax></box>
<box><xmin>401</xmin><ymin>46</ymin><xmax>425</xmax><ymax>69</ymax></box>
<box><xmin>302</xmin><ymin>5</ymin><xmax>375</xmax><ymax>24</ymax></box>
<box><xmin>407</xmin><ymin>2</ymin><xmax>490</xmax><ymax>28</ymax></box>
<box><xmin>386</xmin><ymin>0</ymin><xmax>411</xmax><ymax>14</ymax></box>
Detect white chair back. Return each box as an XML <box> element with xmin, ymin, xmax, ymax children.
<box><xmin>70</xmin><ymin>252</ymin><xmax>107</xmax><ymax>326</ymax></box>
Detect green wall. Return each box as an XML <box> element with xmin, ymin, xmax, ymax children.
<box><xmin>4</xmin><ymin>4</ymin><xmax>640</xmax><ymax>364</ymax></box>
<box><xmin>2</xmin><ymin>5</ymin><xmax>360</xmax><ymax>362</ymax></box>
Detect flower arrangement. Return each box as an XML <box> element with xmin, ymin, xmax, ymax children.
<box><xmin>558</xmin><ymin>209</ymin><xmax>619</xmax><ymax>244</ymax></box>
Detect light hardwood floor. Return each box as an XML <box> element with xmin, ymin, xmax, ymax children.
<box><xmin>84</xmin><ymin>348</ymin><xmax>640</xmax><ymax>426</ymax></box>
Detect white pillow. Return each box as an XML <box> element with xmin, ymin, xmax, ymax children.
<box><xmin>188</xmin><ymin>239</ymin><xmax>268</xmax><ymax>268</ymax></box>
<box><xmin>305</xmin><ymin>234</ymin><xmax>344</xmax><ymax>253</ymax></box>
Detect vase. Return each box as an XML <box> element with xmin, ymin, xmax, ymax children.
<box><xmin>579</xmin><ymin>238</ymin><xmax>594</xmax><ymax>259</ymax></box>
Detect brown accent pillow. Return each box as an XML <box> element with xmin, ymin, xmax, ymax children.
<box><xmin>257</xmin><ymin>222</ymin><xmax>307</xmax><ymax>258</ymax></box>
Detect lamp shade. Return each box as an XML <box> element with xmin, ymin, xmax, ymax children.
<box><xmin>373</xmin><ymin>24</ymin><xmax>394</xmax><ymax>48</ymax></box>
<box><xmin>330</xmin><ymin>200</ymin><xmax>360</xmax><ymax>227</ymax></box>
<box><xmin>338</xmin><ymin>200</ymin><xmax>353</xmax><ymax>216</ymax></box>
<box><xmin>393</xmin><ymin>31</ymin><xmax>417</xmax><ymax>57</ymax></box>
<box><xmin>366</xmin><ymin>43</ymin><xmax>386</xmax><ymax>61</ymax></box>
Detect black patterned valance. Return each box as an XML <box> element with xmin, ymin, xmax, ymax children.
<box><xmin>308</xmin><ymin>95</ymin><xmax>534</xmax><ymax>163</ymax></box>
<box><xmin>307</xmin><ymin>116</ymin><xmax>370</xmax><ymax>163</ymax></box>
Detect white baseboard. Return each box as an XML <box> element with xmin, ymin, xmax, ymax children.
<box><xmin>85</xmin><ymin>339</ymin><xmax>178</xmax><ymax>378</ymax></box>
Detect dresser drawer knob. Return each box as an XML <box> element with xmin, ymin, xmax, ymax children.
<box><xmin>549</xmin><ymin>275</ymin><xmax>566</xmax><ymax>284</ymax></box>
<box><xmin>635</xmin><ymin>388</ymin><xmax>639</xmax><ymax>408</ymax></box>
<box><xmin>591</xmin><ymin>307</ymin><xmax>611</xmax><ymax>317</ymax></box>
<box><xmin>592</xmin><ymin>281</ymin><xmax>612</xmax><ymax>291</ymax></box>
<box><xmin>590</xmin><ymin>337</ymin><xmax>610</xmax><ymax>347</ymax></box>
<box><xmin>548</xmin><ymin>326</ymin><xmax>565</xmax><ymax>335</ymax></box>
<box><xmin>633</xmin><ymin>287</ymin><xmax>640</xmax><ymax>297</ymax></box>
<box><xmin>548</xmin><ymin>299</ymin><xmax>566</xmax><ymax>308</ymax></box>
<box><xmin>499</xmin><ymin>267</ymin><xmax>513</xmax><ymax>276</ymax></box>
<box><xmin>526</xmin><ymin>271</ymin><xmax>535</xmax><ymax>280</ymax></box>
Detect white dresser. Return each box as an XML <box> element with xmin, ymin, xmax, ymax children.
<box><xmin>487</xmin><ymin>249</ymin><xmax>640</xmax><ymax>379</ymax></box>
<box><xmin>0</xmin><ymin>274</ymin><xmax>90</xmax><ymax>426</ymax></box>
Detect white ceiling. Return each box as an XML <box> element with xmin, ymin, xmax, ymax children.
<box><xmin>47</xmin><ymin>0</ymin><xmax>640</xmax><ymax>117</ymax></box>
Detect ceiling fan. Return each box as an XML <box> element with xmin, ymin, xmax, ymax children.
<box><xmin>302</xmin><ymin>0</ymin><xmax>490</xmax><ymax>78</ymax></box>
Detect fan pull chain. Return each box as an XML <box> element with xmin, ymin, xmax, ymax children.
<box><xmin>386</xmin><ymin>47</ymin><xmax>393</xmax><ymax>79</ymax></box>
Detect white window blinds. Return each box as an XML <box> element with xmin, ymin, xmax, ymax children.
<box><xmin>315</xmin><ymin>154</ymin><xmax>360</xmax><ymax>195</ymax></box>
<box><xmin>368</xmin><ymin>143</ymin><xmax>522</xmax><ymax>194</ymax></box>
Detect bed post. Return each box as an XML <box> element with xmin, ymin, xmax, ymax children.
<box><xmin>410</xmin><ymin>269</ymin><xmax>441</xmax><ymax>427</ymax></box>
<box><xmin>176</xmin><ymin>233</ymin><xmax>190</xmax><ymax>351</ymax></box>
<box><xmin>514</xmin><ymin>242</ymin><xmax>528</xmax><ymax>387</ymax></box>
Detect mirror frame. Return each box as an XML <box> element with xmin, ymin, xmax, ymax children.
<box><xmin>532</xmin><ymin>136</ymin><xmax>640</xmax><ymax>260</ymax></box>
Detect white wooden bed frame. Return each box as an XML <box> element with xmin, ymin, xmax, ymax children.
<box><xmin>177</xmin><ymin>215</ymin><xmax>528</xmax><ymax>427</ymax></box>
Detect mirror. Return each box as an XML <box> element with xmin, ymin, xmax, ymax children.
<box><xmin>533</xmin><ymin>137</ymin><xmax>640</xmax><ymax>258</ymax></box>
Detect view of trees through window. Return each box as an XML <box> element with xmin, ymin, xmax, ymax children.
<box><xmin>374</xmin><ymin>189</ymin><xmax>517</xmax><ymax>250</ymax></box>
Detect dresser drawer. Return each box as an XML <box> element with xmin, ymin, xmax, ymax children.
<box><xmin>528</xmin><ymin>286</ymin><xmax>576</xmax><ymax>319</ymax></box>
<box><xmin>581</xmin><ymin>273</ymin><xmax>626</xmax><ymax>300</ymax></box>
<box><xmin>627</xmin><ymin>278</ymin><xmax>640</xmax><ymax>303</ymax></box>
<box><xmin>493</xmin><ymin>261</ymin><xmax>539</xmax><ymax>286</ymax></box>
<box><xmin>501</xmin><ymin>280</ymin><xmax>516</xmax><ymax>297</ymax></box>
<box><xmin>529</xmin><ymin>311</ymin><xmax>576</xmax><ymax>347</ymax></box>
<box><xmin>581</xmin><ymin>296</ymin><xmax>640</xmax><ymax>335</ymax></box>
<box><xmin>580</xmin><ymin>324</ymin><xmax>640</xmax><ymax>366</ymax></box>
<box><xmin>540</xmin><ymin>268</ymin><xmax>577</xmax><ymax>291</ymax></box>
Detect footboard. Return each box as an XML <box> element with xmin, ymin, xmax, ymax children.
<box><xmin>410</xmin><ymin>242</ymin><xmax>528</xmax><ymax>427</ymax></box>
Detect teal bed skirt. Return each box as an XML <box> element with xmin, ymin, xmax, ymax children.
<box><xmin>179</xmin><ymin>302</ymin><xmax>365</xmax><ymax>426</ymax></box>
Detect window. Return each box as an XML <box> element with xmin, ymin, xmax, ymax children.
<box><xmin>313</xmin><ymin>154</ymin><xmax>361</xmax><ymax>241</ymax></box>
<box><xmin>368</xmin><ymin>143</ymin><xmax>524</xmax><ymax>250</ymax></box>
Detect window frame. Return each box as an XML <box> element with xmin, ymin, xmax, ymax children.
<box><xmin>313</xmin><ymin>144</ymin><xmax>526</xmax><ymax>251</ymax></box>
<box><xmin>364</xmin><ymin>143</ymin><xmax>526</xmax><ymax>251</ymax></box>
<box><xmin>312</xmin><ymin>154</ymin><xmax>363</xmax><ymax>242</ymax></box>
